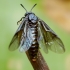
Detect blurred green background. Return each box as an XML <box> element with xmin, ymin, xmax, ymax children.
<box><xmin>0</xmin><ymin>0</ymin><xmax>70</xmax><ymax>70</ymax></box>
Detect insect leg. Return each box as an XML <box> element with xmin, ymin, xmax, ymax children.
<box><xmin>17</xmin><ymin>17</ymin><xmax>25</xmax><ymax>25</ymax></box>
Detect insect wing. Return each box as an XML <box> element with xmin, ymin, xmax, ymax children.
<box><xmin>38</xmin><ymin>27</ymin><xmax>48</xmax><ymax>53</ymax></box>
<box><xmin>19</xmin><ymin>21</ymin><xmax>33</xmax><ymax>52</ymax></box>
<box><xmin>39</xmin><ymin>20</ymin><xmax>65</xmax><ymax>53</ymax></box>
<box><xmin>9</xmin><ymin>19</ymin><xmax>26</xmax><ymax>51</ymax></box>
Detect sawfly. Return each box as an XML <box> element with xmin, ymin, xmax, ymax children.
<box><xmin>9</xmin><ymin>4</ymin><xmax>65</xmax><ymax>61</ymax></box>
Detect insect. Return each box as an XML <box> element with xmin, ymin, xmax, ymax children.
<box><xmin>9</xmin><ymin>4</ymin><xmax>65</xmax><ymax>61</ymax></box>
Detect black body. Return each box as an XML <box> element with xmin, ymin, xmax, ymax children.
<box><xmin>27</xmin><ymin>13</ymin><xmax>39</xmax><ymax>60</ymax></box>
<box><xmin>28</xmin><ymin>20</ymin><xmax>39</xmax><ymax>60</ymax></box>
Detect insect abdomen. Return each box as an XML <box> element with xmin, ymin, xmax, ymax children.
<box><xmin>28</xmin><ymin>23</ymin><xmax>39</xmax><ymax>61</ymax></box>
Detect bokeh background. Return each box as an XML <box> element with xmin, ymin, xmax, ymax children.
<box><xmin>0</xmin><ymin>0</ymin><xmax>70</xmax><ymax>70</ymax></box>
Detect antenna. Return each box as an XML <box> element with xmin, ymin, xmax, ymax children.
<box><xmin>20</xmin><ymin>4</ymin><xmax>27</xmax><ymax>12</ymax></box>
<box><xmin>30</xmin><ymin>4</ymin><xmax>37</xmax><ymax>11</ymax></box>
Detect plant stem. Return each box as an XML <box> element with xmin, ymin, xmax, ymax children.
<box><xmin>26</xmin><ymin>50</ymin><xmax>49</xmax><ymax>70</ymax></box>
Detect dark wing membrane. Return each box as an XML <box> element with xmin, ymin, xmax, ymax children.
<box><xmin>9</xmin><ymin>19</ymin><xmax>26</xmax><ymax>51</ymax></box>
<box><xmin>39</xmin><ymin>20</ymin><xmax>65</xmax><ymax>53</ymax></box>
<box><xmin>38</xmin><ymin>27</ymin><xmax>48</xmax><ymax>53</ymax></box>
